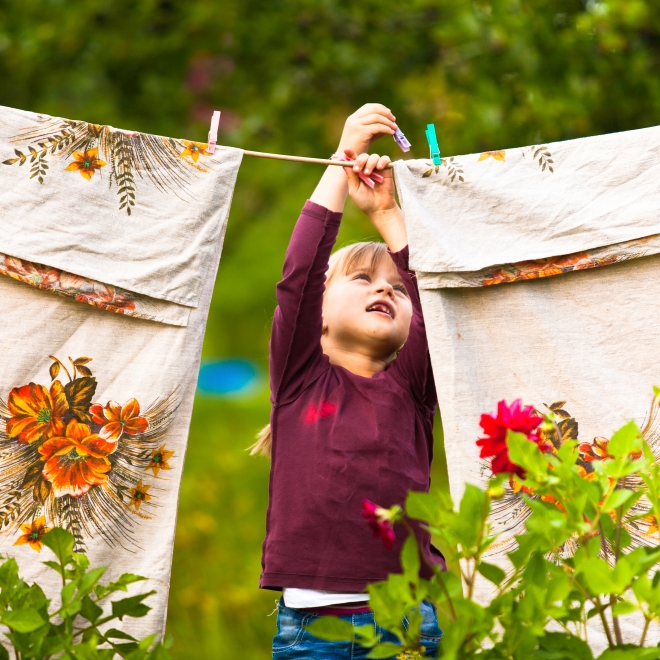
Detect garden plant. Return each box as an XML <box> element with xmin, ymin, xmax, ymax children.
<box><xmin>309</xmin><ymin>392</ymin><xmax>660</xmax><ymax>659</ymax></box>
<box><xmin>0</xmin><ymin>527</ymin><xmax>169</xmax><ymax>660</ymax></box>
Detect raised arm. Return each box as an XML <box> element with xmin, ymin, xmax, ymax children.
<box><xmin>270</xmin><ymin>105</ymin><xmax>399</xmax><ymax>403</ymax></box>
<box><xmin>344</xmin><ymin>154</ymin><xmax>437</xmax><ymax>410</ymax></box>
<box><xmin>270</xmin><ymin>202</ymin><xmax>341</xmax><ymax>404</ymax></box>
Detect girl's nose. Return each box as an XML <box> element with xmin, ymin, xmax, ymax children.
<box><xmin>376</xmin><ymin>281</ymin><xmax>395</xmax><ymax>296</ymax></box>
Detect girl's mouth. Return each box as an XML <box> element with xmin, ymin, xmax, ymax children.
<box><xmin>366</xmin><ymin>301</ymin><xmax>394</xmax><ymax>318</ymax></box>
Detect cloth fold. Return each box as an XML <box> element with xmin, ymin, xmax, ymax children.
<box><xmin>395</xmin><ymin>124</ymin><xmax>660</xmax><ymax>275</ymax></box>
<box><xmin>0</xmin><ymin>105</ymin><xmax>243</xmax><ymax>309</ymax></box>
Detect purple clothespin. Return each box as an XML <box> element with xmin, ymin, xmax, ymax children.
<box><xmin>393</xmin><ymin>128</ymin><xmax>411</xmax><ymax>152</ymax></box>
<box><xmin>207</xmin><ymin>110</ymin><xmax>221</xmax><ymax>154</ymax></box>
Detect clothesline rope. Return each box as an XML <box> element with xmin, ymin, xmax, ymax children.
<box><xmin>243</xmin><ymin>149</ymin><xmax>396</xmax><ymax>169</ymax></box>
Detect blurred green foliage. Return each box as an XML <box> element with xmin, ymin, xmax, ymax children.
<box><xmin>2</xmin><ymin>0</ymin><xmax>660</xmax><ymax>657</ymax></box>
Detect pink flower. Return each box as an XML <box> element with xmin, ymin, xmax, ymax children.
<box><xmin>476</xmin><ymin>399</ymin><xmax>549</xmax><ymax>476</ymax></box>
<box><xmin>362</xmin><ymin>499</ymin><xmax>396</xmax><ymax>549</ymax></box>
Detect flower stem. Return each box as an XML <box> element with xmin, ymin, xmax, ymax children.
<box><xmin>640</xmin><ymin>615</ymin><xmax>651</xmax><ymax>646</ymax></box>
<box><xmin>52</xmin><ymin>357</ymin><xmax>72</xmax><ymax>382</ymax></box>
<box><xmin>610</xmin><ymin>595</ymin><xmax>622</xmax><ymax>646</ymax></box>
<box><xmin>68</xmin><ymin>357</ymin><xmax>77</xmax><ymax>380</ymax></box>
<box><xmin>594</xmin><ymin>595</ymin><xmax>615</xmax><ymax>649</ymax></box>
<box><xmin>400</xmin><ymin>519</ymin><xmax>457</xmax><ymax>622</ymax></box>
<box><xmin>466</xmin><ymin>496</ymin><xmax>490</xmax><ymax>601</ymax></box>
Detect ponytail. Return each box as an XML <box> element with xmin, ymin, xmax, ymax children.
<box><xmin>248</xmin><ymin>423</ymin><xmax>272</xmax><ymax>458</ymax></box>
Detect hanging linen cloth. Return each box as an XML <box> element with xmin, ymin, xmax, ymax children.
<box><xmin>394</xmin><ymin>126</ymin><xmax>660</xmax><ymax>650</ymax></box>
<box><xmin>0</xmin><ymin>105</ymin><xmax>242</xmax><ymax>637</ymax></box>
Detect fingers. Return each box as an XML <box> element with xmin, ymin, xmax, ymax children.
<box><xmin>376</xmin><ymin>155</ymin><xmax>392</xmax><ymax>171</ymax></box>
<box><xmin>351</xmin><ymin>152</ymin><xmax>370</xmax><ymax>171</ymax></box>
<box><xmin>347</xmin><ymin>152</ymin><xmax>391</xmax><ymax>175</ymax></box>
<box><xmin>352</xmin><ymin>103</ymin><xmax>396</xmax><ymax>123</ymax></box>
<box><xmin>359</xmin><ymin>114</ymin><xmax>398</xmax><ymax>132</ymax></box>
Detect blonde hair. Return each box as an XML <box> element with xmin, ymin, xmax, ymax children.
<box><xmin>248</xmin><ymin>241</ymin><xmax>391</xmax><ymax>459</ymax></box>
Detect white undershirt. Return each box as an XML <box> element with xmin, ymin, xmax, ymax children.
<box><xmin>282</xmin><ymin>588</ymin><xmax>369</xmax><ymax>609</ymax></box>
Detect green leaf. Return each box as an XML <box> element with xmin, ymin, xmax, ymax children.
<box><xmin>0</xmin><ymin>558</ymin><xmax>19</xmax><ymax>590</ymax></box>
<box><xmin>1</xmin><ymin>608</ymin><xmax>45</xmax><ymax>632</ymax></box>
<box><xmin>0</xmin><ymin>642</ymin><xmax>8</xmax><ymax>660</ymax></box>
<box><xmin>144</xmin><ymin>640</ymin><xmax>172</xmax><ymax>660</ymax></box>
<box><xmin>457</xmin><ymin>484</ymin><xmax>489</xmax><ymax>550</ymax></box>
<box><xmin>80</xmin><ymin>595</ymin><xmax>103</xmax><ymax>623</ymax></box>
<box><xmin>608</xmin><ymin>421</ymin><xmax>642</xmax><ymax>458</ymax></box>
<box><xmin>507</xmin><ymin>430</ymin><xmax>548</xmax><ymax>476</ymax></box>
<box><xmin>611</xmin><ymin>600</ymin><xmax>637</xmax><ymax>616</ymax></box>
<box><xmin>111</xmin><ymin>591</ymin><xmax>155</xmax><ymax>620</ymax></box>
<box><xmin>367</xmin><ymin>642</ymin><xmax>403</xmax><ymax>658</ymax></box>
<box><xmin>95</xmin><ymin>572</ymin><xmax>148</xmax><ymax>600</ymax></box>
<box><xmin>477</xmin><ymin>561</ymin><xmax>506</xmax><ymax>586</ymax></box>
<box><xmin>41</xmin><ymin>527</ymin><xmax>75</xmax><ymax>564</ymax></box>
<box><xmin>580</xmin><ymin>558</ymin><xmax>625</xmax><ymax>595</ymax></box>
<box><xmin>79</xmin><ymin>566</ymin><xmax>108</xmax><ymax>595</ymax></box>
<box><xmin>406</xmin><ymin>491</ymin><xmax>448</xmax><ymax>527</ymax></box>
<box><xmin>105</xmin><ymin>628</ymin><xmax>137</xmax><ymax>641</ymax></box>
<box><xmin>598</xmin><ymin>647</ymin><xmax>660</xmax><ymax>659</ymax></box>
<box><xmin>601</xmin><ymin>488</ymin><xmax>636</xmax><ymax>514</ymax></box>
<box><xmin>353</xmin><ymin>623</ymin><xmax>378</xmax><ymax>647</ymax></box>
<box><xmin>401</xmin><ymin>535</ymin><xmax>420</xmax><ymax>581</ymax></box>
<box><xmin>42</xmin><ymin>560</ymin><xmax>65</xmax><ymax>577</ymax></box>
<box><xmin>306</xmin><ymin>616</ymin><xmax>354</xmax><ymax>641</ymax></box>
<box><xmin>41</xmin><ymin>633</ymin><xmax>67</xmax><ymax>656</ymax></box>
<box><xmin>110</xmin><ymin>642</ymin><xmax>140</xmax><ymax>656</ymax></box>
<box><xmin>535</xmin><ymin>631</ymin><xmax>593</xmax><ymax>660</ymax></box>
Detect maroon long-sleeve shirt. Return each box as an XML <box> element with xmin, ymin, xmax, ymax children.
<box><xmin>260</xmin><ymin>200</ymin><xmax>438</xmax><ymax>592</ymax></box>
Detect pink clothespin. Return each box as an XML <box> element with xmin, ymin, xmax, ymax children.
<box><xmin>333</xmin><ymin>153</ymin><xmax>385</xmax><ymax>188</ymax></box>
<box><xmin>207</xmin><ymin>110</ymin><xmax>221</xmax><ymax>154</ymax></box>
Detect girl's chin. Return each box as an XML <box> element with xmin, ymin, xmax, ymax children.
<box><xmin>360</xmin><ymin>327</ymin><xmax>404</xmax><ymax>347</ymax></box>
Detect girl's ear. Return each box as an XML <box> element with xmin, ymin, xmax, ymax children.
<box><xmin>322</xmin><ymin>323</ymin><xmax>328</xmax><ymax>335</ymax></box>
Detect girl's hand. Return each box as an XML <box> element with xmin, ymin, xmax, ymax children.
<box><xmin>308</xmin><ymin>104</ymin><xmax>397</xmax><ymax>214</ymax></box>
<box><xmin>344</xmin><ymin>149</ymin><xmax>408</xmax><ymax>253</ymax></box>
<box><xmin>336</xmin><ymin>104</ymin><xmax>398</xmax><ymax>155</ymax></box>
<box><xmin>343</xmin><ymin>149</ymin><xmax>396</xmax><ymax>217</ymax></box>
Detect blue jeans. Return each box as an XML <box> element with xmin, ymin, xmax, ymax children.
<box><xmin>272</xmin><ymin>599</ymin><xmax>442</xmax><ymax>659</ymax></box>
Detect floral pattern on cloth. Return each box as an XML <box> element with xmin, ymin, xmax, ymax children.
<box><xmin>0</xmin><ymin>355</ymin><xmax>178</xmax><ymax>552</ymax></box>
<box><xmin>419</xmin><ymin>144</ymin><xmax>553</xmax><ymax>183</ymax></box>
<box><xmin>0</xmin><ymin>253</ymin><xmax>186</xmax><ymax>324</ymax></box>
<box><xmin>2</xmin><ymin>117</ymin><xmax>216</xmax><ymax>215</ymax></box>
<box><xmin>485</xmin><ymin>397</ymin><xmax>658</xmax><ymax>561</ymax></box>
<box><xmin>417</xmin><ymin>234</ymin><xmax>660</xmax><ymax>289</ymax></box>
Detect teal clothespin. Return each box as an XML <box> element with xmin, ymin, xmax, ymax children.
<box><xmin>425</xmin><ymin>124</ymin><xmax>441</xmax><ymax>166</ymax></box>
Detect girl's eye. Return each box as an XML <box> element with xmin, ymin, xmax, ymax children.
<box><xmin>354</xmin><ymin>273</ymin><xmax>370</xmax><ymax>282</ymax></box>
<box><xmin>394</xmin><ymin>285</ymin><xmax>407</xmax><ymax>294</ymax></box>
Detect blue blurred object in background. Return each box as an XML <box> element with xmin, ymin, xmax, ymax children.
<box><xmin>197</xmin><ymin>358</ymin><xmax>260</xmax><ymax>397</ymax></box>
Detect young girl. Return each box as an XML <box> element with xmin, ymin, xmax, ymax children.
<box><xmin>253</xmin><ymin>104</ymin><xmax>443</xmax><ymax>658</ymax></box>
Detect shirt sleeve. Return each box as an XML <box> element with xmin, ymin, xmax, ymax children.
<box><xmin>387</xmin><ymin>246</ymin><xmax>438</xmax><ymax>412</ymax></box>
<box><xmin>270</xmin><ymin>200</ymin><xmax>342</xmax><ymax>404</ymax></box>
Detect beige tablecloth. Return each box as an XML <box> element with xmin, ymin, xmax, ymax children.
<box><xmin>0</xmin><ymin>105</ymin><xmax>242</xmax><ymax>638</ymax></box>
<box><xmin>395</xmin><ymin>127</ymin><xmax>660</xmax><ymax>650</ymax></box>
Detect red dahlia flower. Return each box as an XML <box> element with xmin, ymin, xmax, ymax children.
<box><xmin>477</xmin><ymin>399</ymin><xmax>550</xmax><ymax>476</ymax></box>
<box><xmin>362</xmin><ymin>499</ymin><xmax>396</xmax><ymax>549</ymax></box>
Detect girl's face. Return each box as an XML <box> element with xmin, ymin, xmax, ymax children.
<box><xmin>321</xmin><ymin>259</ymin><xmax>413</xmax><ymax>362</ymax></box>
